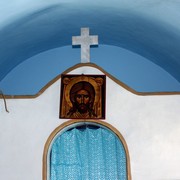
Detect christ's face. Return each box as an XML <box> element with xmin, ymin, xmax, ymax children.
<box><xmin>75</xmin><ymin>89</ymin><xmax>90</xmax><ymax>113</ymax></box>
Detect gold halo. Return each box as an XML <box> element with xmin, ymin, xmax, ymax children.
<box><xmin>64</xmin><ymin>76</ymin><xmax>100</xmax><ymax>107</ymax></box>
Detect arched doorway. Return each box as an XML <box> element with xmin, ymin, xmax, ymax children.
<box><xmin>43</xmin><ymin>120</ymin><xmax>131</xmax><ymax>180</ymax></box>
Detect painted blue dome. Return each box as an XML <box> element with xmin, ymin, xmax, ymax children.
<box><xmin>0</xmin><ymin>1</ymin><xmax>180</xmax><ymax>95</ymax></box>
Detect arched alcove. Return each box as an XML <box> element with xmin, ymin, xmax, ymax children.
<box><xmin>43</xmin><ymin>120</ymin><xmax>131</xmax><ymax>180</ymax></box>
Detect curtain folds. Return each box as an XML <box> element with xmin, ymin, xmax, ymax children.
<box><xmin>50</xmin><ymin>127</ymin><xmax>127</xmax><ymax>180</ymax></box>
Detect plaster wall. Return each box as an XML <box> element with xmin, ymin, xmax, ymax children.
<box><xmin>0</xmin><ymin>66</ymin><xmax>180</xmax><ymax>180</ymax></box>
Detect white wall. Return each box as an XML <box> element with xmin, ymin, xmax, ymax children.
<box><xmin>0</xmin><ymin>66</ymin><xmax>180</xmax><ymax>180</ymax></box>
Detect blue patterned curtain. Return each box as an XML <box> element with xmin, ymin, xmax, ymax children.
<box><xmin>50</xmin><ymin>126</ymin><xmax>127</xmax><ymax>180</ymax></box>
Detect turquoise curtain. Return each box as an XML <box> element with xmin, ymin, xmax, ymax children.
<box><xmin>50</xmin><ymin>126</ymin><xmax>127</xmax><ymax>180</ymax></box>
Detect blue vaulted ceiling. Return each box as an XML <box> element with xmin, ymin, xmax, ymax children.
<box><xmin>0</xmin><ymin>1</ymin><xmax>180</xmax><ymax>95</ymax></box>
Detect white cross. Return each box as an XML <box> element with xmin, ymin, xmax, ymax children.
<box><xmin>72</xmin><ymin>27</ymin><xmax>98</xmax><ymax>63</ymax></box>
